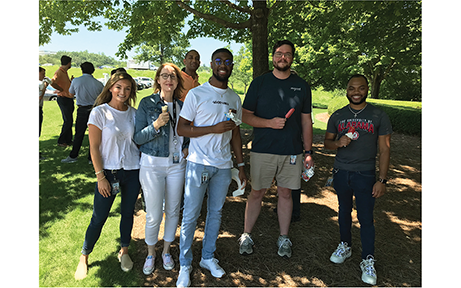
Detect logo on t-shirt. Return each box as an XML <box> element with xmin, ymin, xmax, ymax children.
<box><xmin>338</xmin><ymin>119</ymin><xmax>374</xmax><ymax>135</ymax></box>
<box><xmin>290</xmin><ymin>87</ymin><xmax>302</xmax><ymax>91</ymax></box>
<box><xmin>213</xmin><ymin>100</ymin><xmax>230</xmax><ymax>106</ymax></box>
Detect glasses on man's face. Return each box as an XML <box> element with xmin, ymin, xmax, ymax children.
<box><xmin>214</xmin><ymin>58</ymin><xmax>233</xmax><ymax>66</ymax></box>
<box><xmin>160</xmin><ymin>73</ymin><xmax>177</xmax><ymax>80</ymax></box>
<box><xmin>273</xmin><ymin>52</ymin><xmax>293</xmax><ymax>59</ymax></box>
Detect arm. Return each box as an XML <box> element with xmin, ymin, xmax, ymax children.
<box><xmin>230</xmin><ymin>126</ymin><xmax>248</xmax><ymax>187</ymax></box>
<box><xmin>88</xmin><ymin>124</ymin><xmax>111</xmax><ymax>198</ymax></box>
<box><xmin>177</xmin><ymin>116</ymin><xmax>236</xmax><ymax>138</ymax></box>
<box><xmin>301</xmin><ymin>113</ymin><xmax>314</xmax><ymax>169</ymax></box>
<box><xmin>133</xmin><ymin>101</ymin><xmax>169</xmax><ymax>145</ymax></box>
<box><xmin>242</xmin><ymin>108</ymin><xmax>286</xmax><ymax>129</ymax></box>
<box><xmin>372</xmin><ymin>134</ymin><xmax>391</xmax><ymax>198</ymax></box>
<box><xmin>50</xmin><ymin>81</ymin><xmax>63</xmax><ymax>92</ymax></box>
<box><xmin>324</xmin><ymin>132</ymin><xmax>352</xmax><ymax>150</ymax></box>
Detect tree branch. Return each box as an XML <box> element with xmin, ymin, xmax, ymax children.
<box><xmin>175</xmin><ymin>0</ymin><xmax>251</xmax><ymax>30</ymax></box>
<box><xmin>219</xmin><ymin>0</ymin><xmax>251</xmax><ymax>14</ymax></box>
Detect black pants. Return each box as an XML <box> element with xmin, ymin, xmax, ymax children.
<box><xmin>69</xmin><ymin>105</ymin><xmax>92</xmax><ymax>160</ymax></box>
<box><xmin>57</xmin><ymin>96</ymin><xmax>74</xmax><ymax>145</ymax></box>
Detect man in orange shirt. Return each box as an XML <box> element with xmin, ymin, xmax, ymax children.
<box><xmin>179</xmin><ymin>50</ymin><xmax>200</xmax><ymax>102</ymax></box>
<box><xmin>51</xmin><ymin>55</ymin><xmax>74</xmax><ymax>147</ymax></box>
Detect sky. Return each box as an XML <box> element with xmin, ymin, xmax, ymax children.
<box><xmin>39</xmin><ymin>18</ymin><xmax>243</xmax><ymax>66</ymax></box>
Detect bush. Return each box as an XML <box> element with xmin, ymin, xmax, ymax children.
<box><xmin>327</xmin><ymin>99</ymin><xmax>421</xmax><ymax>136</ymax></box>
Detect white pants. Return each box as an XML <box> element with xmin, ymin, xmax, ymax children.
<box><xmin>140</xmin><ymin>162</ymin><xmax>186</xmax><ymax>246</ymax></box>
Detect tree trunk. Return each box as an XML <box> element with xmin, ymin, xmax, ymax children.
<box><xmin>251</xmin><ymin>1</ymin><xmax>269</xmax><ymax>78</ymax></box>
<box><xmin>370</xmin><ymin>74</ymin><xmax>383</xmax><ymax>99</ymax></box>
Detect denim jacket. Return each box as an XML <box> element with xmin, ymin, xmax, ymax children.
<box><xmin>133</xmin><ymin>93</ymin><xmax>189</xmax><ymax>157</ymax></box>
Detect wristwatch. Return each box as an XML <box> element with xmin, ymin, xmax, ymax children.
<box><xmin>378</xmin><ymin>178</ymin><xmax>388</xmax><ymax>184</ymax></box>
<box><xmin>305</xmin><ymin>150</ymin><xmax>313</xmax><ymax>155</ymax></box>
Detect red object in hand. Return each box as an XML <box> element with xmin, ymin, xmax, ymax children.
<box><xmin>285</xmin><ymin>108</ymin><xmax>295</xmax><ymax>119</ymax></box>
<box><xmin>347</xmin><ymin>126</ymin><xmax>356</xmax><ymax>133</ymax></box>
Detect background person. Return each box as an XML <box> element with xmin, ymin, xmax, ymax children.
<box><xmin>324</xmin><ymin>74</ymin><xmax>392</xmax><ymax>285</ymax></box>
<box><xmin>51</xmin><ymin>55</ymin><xmax>74</xmax><ymax>147</ymax></box>
<box><xmin>39</xmin><ymin>67</ymin><xmax>51</xmax><ymax>160</ymax></box>
<box><xmin>74</xmin><ymin>72</ymin><xmax>141</xmax><ymax>280</ymax></box>
<box><xmin>179</xmin><ymin>49</ymin><xmax>200</xmax><ymax>101</ymax></box>
<box><xmin>238</xmin><ymin>40</ymin><xmax>314</xmax><ymax>259</ymax></box>
<box><xmin>175</xmin><ymin>48</ymin><xmax>247</xmax><ymax>288</ymax></box>
<box><xmin>133</xmin><ymin>63</ymin><xmax>190</xmax><ymax>274</ymax></box>
<box><xmin>61</xmin><ymin>62</ymin><xmax>104</xmax><ymax>164</ymax></box>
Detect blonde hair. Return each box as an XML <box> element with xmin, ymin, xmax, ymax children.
<box><xmin>153</xmin><ymin>63</ymin><xmax>184</xmax><ymax>100</ymax></box>
<box><xmin>94</xmin><ymin>72</ymin><xmax>137</xmax><ymax>107</ymax></box>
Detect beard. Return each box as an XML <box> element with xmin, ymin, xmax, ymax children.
<box><xmin>213</xmin><ymin>70</ymin><xmax>232</xmax><ymax>82</ymax></box>
<box><xmin>273</xmin><ymin>59</ymin><xmax>291</xmax><ymax>72</ymax></box>
<box><xmin>347</xmin><ymin>94</ymin><xmax>368</xmax><ymax>105</ymax></box>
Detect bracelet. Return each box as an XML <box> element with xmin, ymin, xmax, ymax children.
<box><xmin>97</xmin><ymin>175</ymin><xmax>106</xmax><ymax>182</ymax></box>
<box><xmin>95</xmin><ymin>170</ymin><xmax>104</xmax><ymax>175</ymax></box>
<box><xmin>237</xmin><ymin>162</ymin><xmax>245</xmax><ymax>167</ymax></box>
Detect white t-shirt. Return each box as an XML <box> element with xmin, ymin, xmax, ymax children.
<box><xmin>39</xmin><ymin>77</ymin><xmax>51</xmax><ymax>107</ymax></box>
<box><xmin>180</xmin><ymin>81</ymin><xmax>242</xmax><ymax>169</ymax></box>
<box><xmin>88</xmin><ymin>103</ymin><xmax>140</xmax><ymax>170</ymax></box>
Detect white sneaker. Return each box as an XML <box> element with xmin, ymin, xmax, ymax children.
<box><xmin>176</xmin><ymin>265</ymin><xmax>192</xmax><ymax>288</ymax></box>
<box><xmin>199</xmin><ymin>257</ymin><xmax>225</xmax><ymax>278</ymax></box>
<box><xmin>330</xmin><ymin>242</ymin><xmax>352</xmax><ymax>264</ymax></box>
<box><xmin>360</xmin><ymin>255</ymin><xmax>377</xmax><ymax>285</ymax></box>
<box><xmin>143</xmin><ymin>255</ymin><xmax>155</xmax><ymax>275</ymax></box>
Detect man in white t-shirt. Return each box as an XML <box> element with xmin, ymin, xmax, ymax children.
<box><xmin>176</xmin><ymin>48</ymin><xmax>247</xmax><ymax>287</ymax></box>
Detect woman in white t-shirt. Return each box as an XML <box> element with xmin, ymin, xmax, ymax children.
<box><xmin>74</xmin><ymin>72</ymin><xmax>141</xmax><ymax>280</ymax></box>
<box><xmin>133</xmin><ymin>63</ymin><xmax>189</xmax><ymax>275</ymax></box>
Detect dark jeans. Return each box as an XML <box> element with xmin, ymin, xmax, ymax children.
<box><xmin>81</xmin><ymin>169</ymin><xmax>141</xmax><ymax>255</ymax></box>
<box><xmin>57</xmin><ymin>96</ymin><xmax>74</xmax><ymax>145</ymax></box>
<box><xmin>333</xmin><ymin>169</ymin><xmax>376</xmax><ymax>259</ymax></box>
<box><xmin>70</xmin><ymin>105</ymin><xmax>92</xmax><ymax>160</ymax></box>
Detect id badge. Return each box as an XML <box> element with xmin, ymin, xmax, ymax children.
<box><xmin>201</xmin><ymin>171</ymin><xmax>209</xmax><ymax>185</ymax></box>
<box><xmin>111</xmin><ymin>181</ymin><xmax>120</xmax><ymax>195</ymax></box>
<box><xmin>173</xmin><ymin>152</ymin><xmax>180</xmax><ymax>164</ymax></box>
<box><xmin>290</xmin><ymin>155</ymin><xmax>297</xmax><ymax>165</ymax></box>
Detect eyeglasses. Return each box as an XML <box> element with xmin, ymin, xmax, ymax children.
<box><xmin>160</xmin><ymin>73</ymin><xmax>177</xmax><ymax>80</ymax></box>
<box><xmin>274</xmin><ymin>52</ymin><xmax>293</xmax><ymax>59</ymax></box>
<box><xmin>214</xmin><ymin>58</ymin><xmax>233</xmax><ymax>66</ymax></box>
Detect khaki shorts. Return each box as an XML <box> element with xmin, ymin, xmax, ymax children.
<box><xmin>250</xmin><ymin>152</ymin><xmax>303</xmax><ymax>191</ymax></box>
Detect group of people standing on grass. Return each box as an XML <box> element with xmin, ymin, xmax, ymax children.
<box><xmin>40</xmin><ymin>39</ymin><xmax>392</xmax><ymax>286</ymax></box>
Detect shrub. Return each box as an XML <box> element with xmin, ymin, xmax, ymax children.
<box><xmin>327</xmin><ymin>99</ymin><xmax>421</xmax><ymax>136</ymax></box>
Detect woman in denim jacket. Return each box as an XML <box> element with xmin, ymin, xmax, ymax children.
<box><xmin>134</xmin><ymin>63</ymin><xmax>190</xmax><ymax>274</ymax></box>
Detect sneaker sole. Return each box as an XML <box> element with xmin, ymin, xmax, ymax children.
<box><xmin>239</xmin><ymin>247</ymin><xmax>253</xmax><ymax>255</ymax></box>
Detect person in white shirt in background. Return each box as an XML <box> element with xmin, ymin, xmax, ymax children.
<box><xmin>39</xmin><ymin>66</ymin><xmax>51</xmax><ymax>160</ymax></box>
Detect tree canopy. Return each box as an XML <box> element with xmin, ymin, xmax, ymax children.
<box><xmin>39</xmin><ymin>0</ymin><xmax>421</xmax><ymax>100</ymax></box>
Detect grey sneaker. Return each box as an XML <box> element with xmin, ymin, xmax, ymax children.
<box><xmin>277</xmin><ymin>235</ymin><xmax>292</xmax><ymax>258</ymax></box>
<box><xmin>239</xmin><ymin>233</ymin><xmax>254</xmax><ymax>255</ymax></box>
<box><xmin>360</xmin><ymin>255</ymin><xmax>377</xmax><ymax>285</ymax></box>
<box><xmin>61</xmin><ymin>156</ymin><xmax>77</xmax><ymax>163</ymax></box>
<box><xmin>330</xmin><ymin>242</ymin><xmax>352</xmax><ymax>264</ymax></box>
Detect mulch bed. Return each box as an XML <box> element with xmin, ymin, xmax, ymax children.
<box><xmin>130</xmin><ymin>129</ymin><xmax>421</xmax><ymax>287</ymax></box>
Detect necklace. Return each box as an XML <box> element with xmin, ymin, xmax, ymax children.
<box><xmin>348</xmin><ymin>104</ymin><xmax>367</xmax><ymax>118</ymax></box>
<box><xmin>209</xmin><ymin>82</ymin><xmax>228</xmax><ymax>97</ymax></box>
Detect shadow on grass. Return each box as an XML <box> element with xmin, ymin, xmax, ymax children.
<box><xmin>39</xmin><ymin>136</ymin><xmax>97</xmax><ymax>238</ymax></box>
